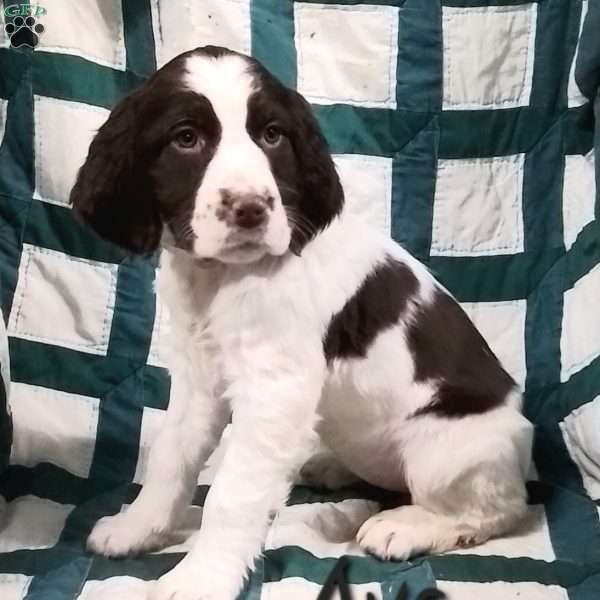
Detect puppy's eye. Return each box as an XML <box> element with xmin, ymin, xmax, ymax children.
<box><xmin>173</xmin><ymin>127</ymin><xmax>200</xmax><ymax>150</ymax></box>
<box><xmin>262</xmin><ymin>124</ymin><xmax>283</xmax><ymax>147</ymax></box>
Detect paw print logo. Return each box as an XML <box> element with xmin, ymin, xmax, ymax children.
<box><xmin>5</xmin><ymin>16</ymin><xmax>44</xmax><ymax>48</ymax></box>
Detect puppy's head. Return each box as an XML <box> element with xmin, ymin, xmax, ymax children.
<box><xmin>70</xmin><ymin>46</ymin><xmax>343</xmax><ymax>263</ymax></box>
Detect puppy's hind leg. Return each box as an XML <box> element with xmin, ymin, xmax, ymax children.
<box><xmin>358</xmin><ymin>411</ymin><xmax>532</xmax><ymax>560</ymax></box>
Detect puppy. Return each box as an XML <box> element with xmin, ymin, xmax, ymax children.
<box><xmin>71</xmin><ymin>46</ymin><xmax>533</xmax><ymax>600</ymax></box>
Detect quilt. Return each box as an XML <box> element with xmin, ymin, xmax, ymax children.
<box><xmin>0</xmin><ymin>1</ymin><xmax>599</xmax><ymax>599</ymax></box>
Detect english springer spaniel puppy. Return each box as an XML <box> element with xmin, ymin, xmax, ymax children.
<box><xmin>71</xmin><ymin>46</ymin><xmax>532</xmax><ymax>600</ymax></box>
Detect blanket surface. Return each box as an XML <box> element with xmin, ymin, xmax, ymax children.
<box><xmin>0</xmin><ymin>1</ymin><xmax>599</xmax><ymax>599</ymax></box>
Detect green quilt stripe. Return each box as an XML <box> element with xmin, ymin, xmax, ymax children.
<box><xmin>0</xmin><ymin>195</ymin><xmax>28</xmax><ymax>320</ymax></box>
<box><xmin>32</xmin><ymin>52</ymin><xmax>144</xmax><ymax>110</ymax></box>
<box><xmin>0</xmin><ymin>48</ymin><xmax>31</xmax><ymax>99</ymax></box>
<box><xmin>0</xmin><ymin>548</ymin><xmax>83</xmax><ymax>577</ymax></box>
<box><xmin>570</xmin><ymin>572</ymin><xmax>600</xmax><ymax>600</ymax></box>
<box><xmin>23</xmin><ymin>201</ymin><xmax>127</xmax><ymax>264</ymax></box>
<box><xmin>108</xmin><ymin>257</ymin><xmax>156</xmax><ymax>363</ymax></box>
<box><xmin>523</xmin><ymin>265</ymin><xmax>564</xmax><ymax>420</ymax></box>
<box><xmin>122</xmin><ymin>0</ymin><xmax>157</xmax><ymax>77</ymax></box>
<box><xmin>391</xmin><ymin>118</ymin><xmax>438</xmax><ymax>262</ymax></box>
<box><xmin>87</xmin><ymin>370</ymin><xmax>145</xmax><ymax>483</ymax></box>
<box><xmin>529</xmin><ymin>0</ymin><xmax>573</xmax><ymax>112</ymax></box>
<box><xmin>530</xmin><ymin>355</ymin><xmax>600</xmax><ymax>427</ymax></box>
<box><xmin>564</xmin><ymin>105</ymin><xmax>595</xmax><ymax>155</ymax></box>
<box><xmin>260</xmin><ymin>545</ymin><xmax>594</xmax><ymax>588</ymax></box>
<box><xmin>439</xmin><ymin>108</ymin><xmax>553</xmax><ymax>159</ymax></box>
<box><xmin>383</xmin><ymin>562</ymin><xmax>439</xmax><ymax>600</ymax></box>
<box><xmin>429</xmin><ymin>249</ymin><xmax>562</xmax><ymax>302</ymax></box>
<box><xmin>429</xmin><ymin>554</ymin><xmax>591</xmax><ymax>587</ymax></box>
<box><xmin>9</xmin><ymin>338</ymin><xmax>169</xmax><ymax>409</ymax></box>
<box><xmin>86</xmin><ymin>552</ymin><xmax>182</xmax><ymax>581</ymax></box>
<box><xmin>251</xmin><ymin>0</ymin><xmax>296</xmax><ymax>89</ymax></box>
<box><xmin>319</xmin><ymin>104</ymin><xmax>587</xmax><ymax>163</ymax></box>
<box><xmin>521</xmin><ymin>118</ymin><xmax>565</xmax><ymax>415</ymax></box>
<box><xmin>562</xmin><ymin>221</ymin><xmax>600</xmax><ymax>288</ymax></box>
<box><xmin>0</xmin><ymin>63</ymin><xmax>34</xmax><ymax>202</ymax></box>
<box><xmin>24</xmin><ymin>557</ymin><xmax>92</xmax><ymax>600</ymax></box>
<box><xmin>395</xmin><ymin>0</ymin><xmax>442</xmax><ymax>113</ymax></box>
<box><xmin>314</xmin><ymin>105</ymin><xmax>434</xmax><ymax>157</ymax></box>
<box><xmin>522</xmin><ymin>117</ymin><xmax>564</xmax><ymax>253</ymax></box>
<box><xmin>0</xmin><ymin>54</ymin><xmax>33</xmax><ymax>322</ymax></box>
<box><xmin>0</xmin><ymin>463</ymin><xmax>107</xmax><ymax>505</ymax></box>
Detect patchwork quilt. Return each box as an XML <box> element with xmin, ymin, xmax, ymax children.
<box><xmin>0</xmin><ymin>1</ymin><xmax>599</xmax><ymax>599</ymax></box>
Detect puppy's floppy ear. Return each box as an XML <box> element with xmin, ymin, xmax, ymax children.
<box><xmin>70</xmin><ymin>89</ymin><xmax>162</xmax><ymax>254</ymax></box>
<box><xmin>288</xmin><ymin>90</ymin><xmax>344</xmax><ymax>252</ymax></box>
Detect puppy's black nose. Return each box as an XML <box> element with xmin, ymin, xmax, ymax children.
<box><xmin>233</xmin><ymin>201</ymin><xmax>267</xmax><ymax>229</ymax></box>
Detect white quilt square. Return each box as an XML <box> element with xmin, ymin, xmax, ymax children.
<box><xmin>561</xmin><ymin>263</ymin><xmax>600</xmax><ymax>381</ymax></box>
<box><xmin>36</xmin><ymin>0</ymin><xmax>125</xmax><ymax>69</ymax></box>
<box><xmin>34</xmin><ymin>96</ymin><xmax>109</xmax><ymax>207</ymax></box>
<box><xmin>568</xmin><ymin>0</ymin><xmax>589</xmax><ymax>108</ymax></box>
<box><xmin>261</xmin><ymin>578</ymin><xmax>381</xmax><ymax>600</ymax></box>
<box><xmin>0</xmin><ymin>574</ymin><xmax>33</xmax><ymax>600</ymax></box>
<box><xmin>0</xmin><ymin>496</ymin><xmax>74</xmax><ymax>552</ymax></box>
<box><xmin>561</xmin><ymin>395</ymin><xmax>600</xmax><ymax>499</ymax></box>
<box><xmin>460</xmin><ymin>300</ymin><xmax>527</xmax><ymax>386</ymax></box>
<box><xmin>333</xmin><ymin>154</ymin><xmax>392</xmax><ymax>234</ymax></box>
<box><xmin>438</xmin><ymin>581</ymin><xmax>568</xmax><ymax>600</ymax></box>
<box><xmin>442</xmin><ymin>4</ymin><xmax>537</xmax><ymax>109</ymax></box>
<box><xmin>8</xmin><ymin>245</ymin><xmax>118</xmax><ymax>355</ymax></box>
<box><xmin>10</xmin><ymin>382</ymin><xmax>99</xmax><ymax>478</ymax></box>
<box><xmin>431</xmin><ymin>155</ymin><xmax>525</xmax><ymax>256</ymax></box>
<box><xmin>133</xmin><ymin>406</ymin><xmax>166</xmax><ymax>484</ymax></box>
<box><xmin>563</xmin><ymin>150</ymin><xmax>596</xmax><ymax>250</ymax></box>
<box><xmin>295</xmin><ymin>3</ymin><xmax>399</xmax><ymax>108</ymax></box>
<box><xmin>152</xmin><ymin>0</ymin><xmax>251</xmax><ymax>68</ymax></box>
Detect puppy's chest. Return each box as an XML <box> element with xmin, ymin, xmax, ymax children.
<box><xmin>208</xmin><ymin>275</ymin><xmax>316</xmax><ymax>348</ymax></box>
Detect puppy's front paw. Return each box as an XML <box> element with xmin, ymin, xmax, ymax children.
<box><xmin>87</xmin><ymin>512</ymin><xmax>168</xmax><ymax>557</ymax></box>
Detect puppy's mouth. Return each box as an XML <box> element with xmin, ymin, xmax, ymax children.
<box><xmin>223</xmin><ymin>227</ymin><xmax>267</xmax><ymax>250</ymax></box>
<box><xmin>213</xmin><ymin>229</ymin><xmax>268</xmax><ymax>263</ymax></box>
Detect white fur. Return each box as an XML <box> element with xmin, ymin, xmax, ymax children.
<box><xmin>86</xmin><ymin>55</ymin><xmax>533</xmax><ymax>600</ymax></box>
<box><xmin>184</xmin><ymin>54</ymin><xmax>290</xmax><ymax>263</ymax></box>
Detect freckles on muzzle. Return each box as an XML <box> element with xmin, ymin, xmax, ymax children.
<box><xmin>216</xmin><ymin>189</ymin><xmax>275</xmax><ymax>230</ymax></box>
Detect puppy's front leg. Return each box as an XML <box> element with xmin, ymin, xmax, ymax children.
<box><xmin>88</xmin><ymin>357</ymin><xmax>228</xmax><ymax>558</ymax></box>
<box><xmin>151</xmin><ymin>368</ymin><xmax>324</xmax><ymax>600</ymax></box>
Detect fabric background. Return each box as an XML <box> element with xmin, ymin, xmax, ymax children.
<box><xmin>0</xmin><ymin>1</ymin><xmax>599</xmax><ymax>599</ymax></box>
